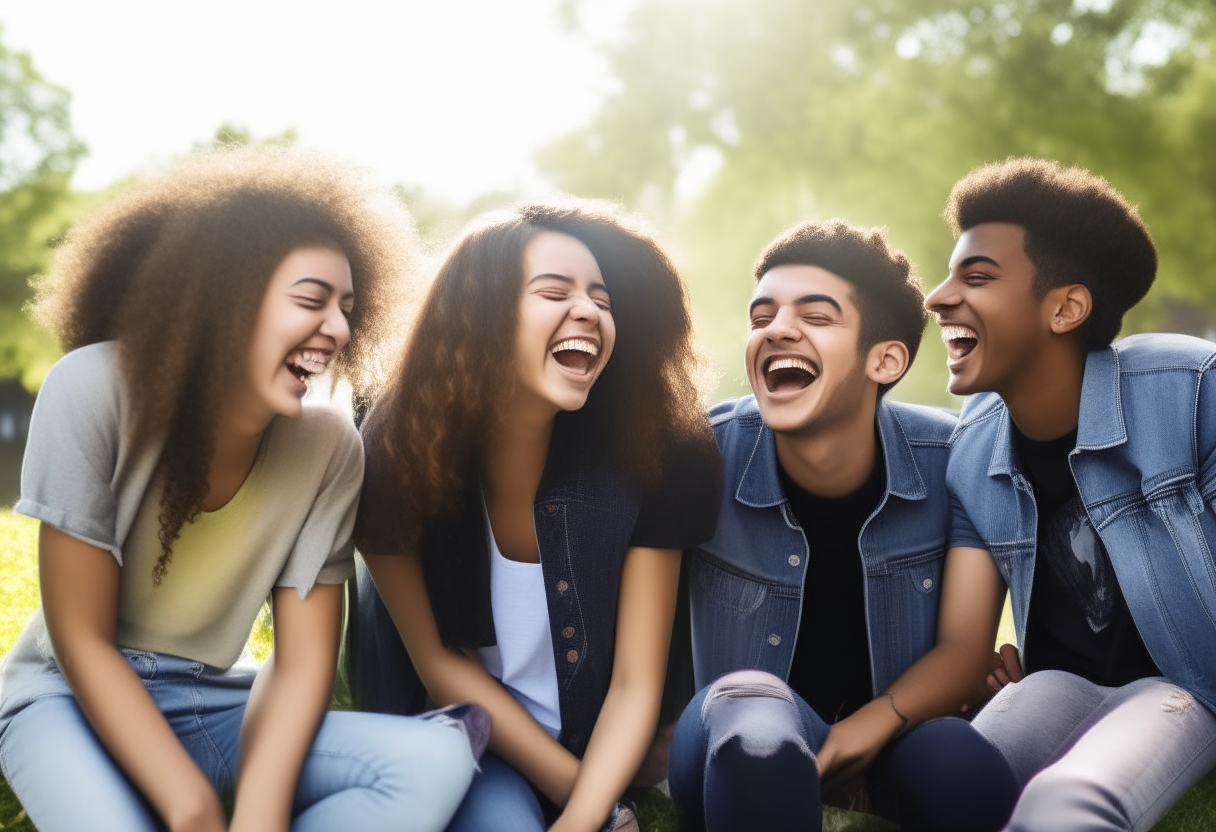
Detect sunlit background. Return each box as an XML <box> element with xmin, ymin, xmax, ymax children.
<box><xmin>2</xmin><ymin>0</ymin><xmax>1216</xmax><ymax>506</ymax></box>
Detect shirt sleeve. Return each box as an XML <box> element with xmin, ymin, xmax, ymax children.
<box><xmin>629</xmin><ymin>434</ymin><xmax>723</xmax><ymax>550</ymax></box>
<box><xmin>14</xmin><ymin>344</ymin><xmax>126</xmax><ymax>563</ymax></box>
<box><xmin>948</xmin><ymin>487</ymin><xmax>987</xmax><ymax>551</ymax></box>
<box><xmin>275</xmin><ymin>411</ymin><xmax>364</xmax><ymax>597</ymax></box>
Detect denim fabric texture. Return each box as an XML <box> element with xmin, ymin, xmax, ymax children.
<box><xmin>947</xmin><ymin>333</ymin><xmax>1216</xmax><ymax>712</ymax></box>
<box><xmin>668</xmin><ymin>670</ymin><xmax>1018</xmax><ymax>832</ymax></box>
<box><xmin>0</xmin><ymin>613</ymin><xmax>476</xmax><ymax>832</ymax></box>
<box><xmin>347</xmin><ymin>411</ymin><xmax>721</xmax><ymax>761</ymax></box>
<box><xmin>687</xmin><ymin>396</ymin><xmax>956</xmax><ymax>692</ymax></box>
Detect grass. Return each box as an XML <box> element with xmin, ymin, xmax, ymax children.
<box><xmin>1</xmin><ymin>507</ymin><xmax>1214</xmax><ymax>830</ymax></box>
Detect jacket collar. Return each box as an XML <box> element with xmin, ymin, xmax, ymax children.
<box><xmin>983</xmin><ymin>346</ymin><xmax>1125</xmax><ymax>478</ymax></box>
<box><xmin>734</xmin><ymin>397</ymin><xmax>925</xmax><ymax>508</ymax></box>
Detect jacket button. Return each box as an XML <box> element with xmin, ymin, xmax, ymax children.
<box><xmin>922</xmin><ymin>578</ymin><xmax>934</xmax><ymax>590</ymax></box>
<box><xmin>557</xmin><ymin>580</ymin><xmax>569</xmax><ymax>594</ymax></box>
<box><xmin>566</xmin><ymin>649</ymin><xmax>579</xmax><ymax>663</ymax></box>
<box><xmin>788</xmin><ymin>554</ymin><xmax>801</xmax><ymax>567</ymax></box>
<box><xmin>545</xmin><ymin>504</ymin><xmax>558</xmax><ymax>514</ymax></box>
<box><xmin>767</xmin><ymin>634</ymin><xmax>781</xmax><ymax>646</ymax></box>
<box><xmin>562</xmin><ymin>626</ymin><xmax>575</xmax><ymax>639</ymax></box>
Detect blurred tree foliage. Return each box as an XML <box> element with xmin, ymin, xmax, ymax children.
<box><xmin>541</xmin><ymin>0</ymin><xmax>1216</xmax><ymax>404</ymax></box>
<box><xmin>0</xmin><ymin>25</ymin><xmax>84</xmax><ymax>391</ymax></box>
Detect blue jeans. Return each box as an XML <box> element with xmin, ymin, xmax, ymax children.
<box><xmin>669</xmin><ymin>670</ymin><xmax>1018</xmax><ymax>832</ymax></box>
<box><xmin>972</xmin><ymin>670</ymin><xmax>1216</xmax><ymax>832</ymax></box>
<box><xmin>445</xmin><ymin>754</ymin><xmax>547</xmax><ymax>832</ymax></box>
<box><xmin>0</xmin><ymin>620</ymin><xmax>475</xmax><ymax>832</ymax></box>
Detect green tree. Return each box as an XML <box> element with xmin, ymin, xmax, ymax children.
<box><xmin>0</xmin><ymin>24</ymin><xmax>85</xmax><ymax>391</ymax></box>
<box><xmin>541</xmin><ymin>0</ymin><xmax>1216</xmax><ymax>404</ymax></box>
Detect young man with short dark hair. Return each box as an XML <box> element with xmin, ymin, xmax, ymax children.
<box><xmin>927</xmin><ymin>157</ymin><xmax>1216</xmax><ymax>831</ymax></box>
<box><xmin>667</xmin><ymin>220</ymin><xmax>1017</xmax><ymax>832</ymax></box>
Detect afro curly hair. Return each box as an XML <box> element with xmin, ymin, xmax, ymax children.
<box><xmin>945</xmin><ymin>157</ymin><xmax>1156</xmax><ymax>350</ymax></box>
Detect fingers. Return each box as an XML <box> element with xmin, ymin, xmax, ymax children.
<box><xmin>998</xmin><ymin>642</ymin><xmax>1024</xmax><ymax>682</ymax></box>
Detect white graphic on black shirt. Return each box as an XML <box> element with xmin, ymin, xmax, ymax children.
<box><xmin>1040</xmin><ymin>497</ymin><xmax>1117</xmax><ymax>633</ymax></box>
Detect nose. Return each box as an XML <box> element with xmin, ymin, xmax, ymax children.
<box><xmin>569</xmin><ymin>294</ymin><xmax>602</xmax><ymax>323</ymax></box>
<box><xmin>764</xmin><ymin>306</ymin><xmax>801</xmax><ymax>341</ymax></box>
<box><xmin>924</xmin><ymin>275</ymin><xmax>960</xmax><ymax>314</ymax></box>
<box><xmin>320</xmin><ymin>304</ymin><xmax>352</xmax><ymax>350</ymax></box>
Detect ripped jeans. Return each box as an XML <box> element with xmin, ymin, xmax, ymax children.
<box><xmin>972</xmin><ymin>670</ymin><xmax>1216</xmax><ymax>832</ymax></box>
<box><xmin>668</xmin><ymin>670</ymin><xmax>1018</xmax><ymax>832</ymax></box>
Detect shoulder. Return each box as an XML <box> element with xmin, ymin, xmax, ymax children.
<box><xmin>952</xmin><ymin>392</ymin><xmax>1006</xmax><ymax>437</ymax></box>
<box><xmin>270</xmin><ymin>403</ymin><xmax>363</xmax><ymax>476</ymax></box>
<box><xmin>38</xmin><ymin>341</ymin><xmax>121</xmax><ymax>403</ymax></box>
<box><xmin>708</xmin><ymin>395</ymin><xmax>764</xmax><ymax>443</ymax></box>
<box><xmin>295</xmin><ymin>403</ymin><xmax>361</xmax><ymax>446</ymax></box>
<box><xmin>881</xmin><ymin>399</ymin><xmax>957</xmax><ymax>446</ymax></box>
<box><xmin>1109</xmin><ymin>333</ymin><xmax>1216</xmax><ymax>374</ymax></box>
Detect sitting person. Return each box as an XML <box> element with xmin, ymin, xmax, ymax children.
<box><xmin>346</xmin><ymin>200</ymin><xmax>722</xmax><ymax>832</ymax></box>
<box><xmin>0</xmin><ymin>147</ymin><xmax>478</xmax><ymax>832</ymax></box>
<box><xmin>926</xmin><ymin>157</ymin><xmax>1216</xmax><ymax>831</ymax></box>
<box><xmin>668</xmin><ymin>219</ymin><xmax>1018</xmax><ymax>832</ymax></box>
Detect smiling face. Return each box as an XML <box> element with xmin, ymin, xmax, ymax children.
<box><xmin>746</xmin><ymin>264</ymin><xmax>878</xmax><ymax>435</ymax></box>
<box><xmin>241</xmin><ymin>246</ymin><xmax>354</xmax><ymax>425</ymax></box>
<box><xmin>511</xmin><ymin>230</ymin><xmax>616</xmax><ymax>417</ymax></box>
<box><xmin>925</xmin><ymin>222</ymin><xmax>1052</xmax><ymax>397</ymax></box>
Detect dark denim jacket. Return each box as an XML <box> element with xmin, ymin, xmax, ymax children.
<box><xmin>948</xmin><ymin>333</ymin><xmax>1216</xmax><ymax>711</ymax></box>
<box><xmin>688</xmin><ymin>396</ymin><xmax>957</xmax><ymax>694</ymax></box>
<box><xmin>347</xmin><ymin>413</ymin><xmax>721</xmax><ymax>758</ymax></box>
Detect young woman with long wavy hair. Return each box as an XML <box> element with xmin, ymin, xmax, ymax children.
<box><xmin>348</xmin><ymin>201</ymin><xmax>722</xmax><ymax>832</ymax></box>
<box><xmin>0</xmin><ymin>147</ymin><xmax>477</xmax><ymax>832</ymax></box>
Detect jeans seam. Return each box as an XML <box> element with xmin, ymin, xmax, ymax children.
<box><xmin>189</xmin><ymin>683</ymin><xmax>232</xmax><ymax>788</ymax></box>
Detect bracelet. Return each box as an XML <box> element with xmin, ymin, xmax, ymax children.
<box><xmin>883</xmin><ymin>692</ymin><xmax>908</xmax><ymax>730</ymax></box>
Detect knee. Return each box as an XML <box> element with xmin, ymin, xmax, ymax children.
<box><xmin>701</xmin><ymin>671</ymin><xmax>810</xmax><ymax>759</ymax></box>
<box><xmin>1009</xmin><ymin>768</ymin><xmax>1126</xmax><ymax>832</ymax></box>
<box><xmin>379</xmin><ymin>720</ymin><xmax>477</xmax><ymax>824</ymax></box>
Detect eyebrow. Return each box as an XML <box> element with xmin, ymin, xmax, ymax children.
<box><xmin>748</xmin><ymin>293</ymin><xmax>843</xmax><ymax>314</ymax></box>
<box><xmin>292</xmin><ymin>276</ymin><xmax>355</xmax><ymax>301</ymax></box>
<box><xmin>527</xmin><ymin>272</ymin><xmax>610</xmax><ymax>294</ymax></box>
<box><xmin>957</xmin><ymin>255</ymin><xmax>1001</xmax><ymax>269</ymax></box>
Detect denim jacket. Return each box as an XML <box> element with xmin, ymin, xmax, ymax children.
<box><xmin>947</xmin><ymin>333</ymin><xmax>1216</xmax><ymax>712</ymax></box>
<box><xmin>347</xmin><ymin>411</ymin><xmax>721</xmax><ymax>759</ymax></box>
<box><xmin>688</xmin><ymin>395</ymin><xmax>957</xmax><ymax>694</ymax></box>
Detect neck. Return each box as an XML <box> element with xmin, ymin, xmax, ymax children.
<box><xmin>774</xmin><ymin>397</ymin><xmax>879</xmax><ymax>498</ymax></box>
<box><xmin>482</xmin><ymin>389</ymin><xmax>556</xmax><ymax>487</ymax></box>
<box><xmin>1002</xmin><ymin>339</ymin><xmax>1086</xmax><ymax>441</ymax></box>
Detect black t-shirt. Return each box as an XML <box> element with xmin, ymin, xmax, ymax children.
<box><xmin>779</xmin><ymin>451</ymin><xmax>884</xmax><ymax>723</ymax></box>
<box><xmin>1015</xmin><ymin>426</ymin><xmax>1160</xmax><ymax>685</ymax></box>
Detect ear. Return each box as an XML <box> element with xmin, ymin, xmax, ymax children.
<box><xmin>866</xmin><ymin>340</ymin><xmax>910</xmax><ymax>388</ymax></box>
<box><xmin>1047</xmin><ymin>284</ymin><xmax>1093</xmax><ymax>335</ymax></box>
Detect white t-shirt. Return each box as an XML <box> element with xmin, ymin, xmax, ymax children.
<box><xmin>475</xmin><ymin>505</ymin><xmax>562</xmax><ymax>738</ymax></box>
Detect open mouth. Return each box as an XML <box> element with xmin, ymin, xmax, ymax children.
<box><xmin>941</xmin><ymin>325</ymin><xmax>978</xmax><ymax>362</ymax></box>
<box><xmin>763</xmin><ymin>354</ymin><xmax>819</xmax><ymax>393</ymax></box>
<box><xmin>550</xmin><ymin>337</ymin><xmax>599</xmax><ymax>375</ymax></box>
<box><xmin>285</xmin><ymin>349</ymin><xmax>331</xmax><ymax>386</ymax></box>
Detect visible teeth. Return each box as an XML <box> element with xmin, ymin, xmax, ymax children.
<box><xmin>288</xmin><ymin>349</ymin><xmax>329</xmax><ymax>375</ymax></box>
<box><xmin>551</xmin><ymin>338</ymin><xmax>599</xmax><ymax>357</ymax></box>
<box><xmin>767</xmin><ymin>356</ymin><xmax>818</xmax><ymax>378</ymax></box>
<box><xmin>941</xmin><ymin>325</ymin><xmax>977</xmax><ymax>341</ymax></box>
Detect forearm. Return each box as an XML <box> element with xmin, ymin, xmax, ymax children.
<box><xmin>428</xmin><ymin>648</ymin><xmax>580</xmax><ymax>805</ymax></box>
<box><xmin>56</xmin><ymin>637</ymin><xmax>222</xmax><ymax>830</ymax></box>
<box><xmin>884</xmin><ymin>638</ymin><xmax>992</xmax><ymax>726</ymax></box>
<box><xmin>230</xmin><ymin>655</ymin><xmax>332</xmax><ymax>832</ymax></box>
<box><xmin>554</xmin><ymin>682</ymin><xmax>660</xmax><ymax>832</ymax></box>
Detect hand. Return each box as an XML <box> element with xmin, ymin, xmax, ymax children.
<box><xmin>816</xmin><ymin>696</ymin><xmax>904</xmax><ymax>791</ymax></box>
<box><xmin>986</xmin><ymin>642</ymin><xmax>1024</xmax><ymax>694</ymax></box>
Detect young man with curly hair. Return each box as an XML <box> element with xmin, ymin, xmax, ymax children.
<box><xmin>667</xmin><ymin>219</ymin><xmax>1018</xmax><ymax>832</ymax></box>
<box><xmin>927</xmin><ymin>157</ymin><xmax>1216</xmax><ymax>831</ymax></box>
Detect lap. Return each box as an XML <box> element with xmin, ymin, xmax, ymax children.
<box><xmin>0</xmin><ymin>695</ymin><xmax>160</xmax><ymax>832</ymax></box>
<box><xmin>444</xmin><ymin>754</ymin><xmax>546</xmax><ymax>832</ymax></box>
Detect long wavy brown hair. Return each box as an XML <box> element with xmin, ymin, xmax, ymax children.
<box><xmin>356</xmin><ymin>199</ymin><xmax>711</xmax><ymax>554</ymax></box>
<box><xmin>32</xmin><ymin>145</ymin><xmax>419</xmax><ymax>584</ymax></box>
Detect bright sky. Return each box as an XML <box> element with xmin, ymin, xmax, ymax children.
<box><xmin>0</xmin><ymin>0</ymin><xmax>633</xmax><ymax>199</ymax></box>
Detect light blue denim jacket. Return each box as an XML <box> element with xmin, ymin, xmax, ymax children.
<box><xmin>688</xmin><ymin>395</ymin><xmax>957</xmax><ymax>693</ymax></box>
<box><xmin>948</xmin><ymin>333</ymin><xmax>1216</xmax><ymax>712</ymax></box>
